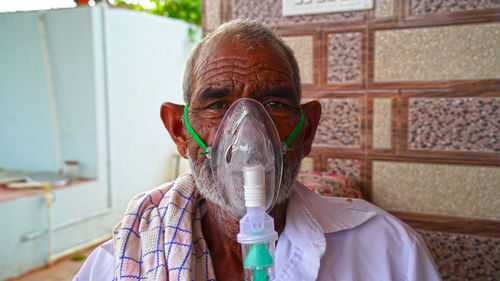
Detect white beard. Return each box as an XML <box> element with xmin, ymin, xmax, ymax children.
<box><xmin>189</xmin><ymin>154</ymin><xmax>300</xmax><ymax>218</ymax></box>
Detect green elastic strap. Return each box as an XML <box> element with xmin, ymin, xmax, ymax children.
<box><xmin>184</xmin><ymin>105</ymin><xmax>304</xmax><ymax>154</ymax></box>
<box><xmin>283</xmin><ymin>109</ymin><xmax>304</xmax><ymax>151</ymax></box>
<box><xmin>183</xmin><ymin>105</ymin><xmax>208</xmax><ymax>155</ymax></box>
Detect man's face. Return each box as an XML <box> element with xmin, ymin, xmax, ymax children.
<box><xmin>188</xmin><ymin>38</ymin><xmax>302</xmax><ymax>163</ymax></box>
<box><xmin>185</xmin><ymin>38</ymin><xmax>304</xmax><ymax>211</ymax></box>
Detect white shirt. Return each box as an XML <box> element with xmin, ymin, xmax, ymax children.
<box><xmin>75</xmin><ymin>182</ymin><xmax>441</xmax><ymax>281</ymax></box>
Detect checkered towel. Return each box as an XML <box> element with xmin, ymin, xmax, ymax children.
<box><xmin>113</xmin><ymin>173</ymin><xmax>216</xmax><ymax>281</ymax></box>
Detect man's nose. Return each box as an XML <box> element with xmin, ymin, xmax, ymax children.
<box><xmin>241</xmin><ymin>85</ymin><xmax>258</xmax><ymax>99</ymax></box>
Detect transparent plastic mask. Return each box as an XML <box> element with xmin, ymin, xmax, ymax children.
<box><xmin>210</xmin><ymin>98</ymin><xmax>283</xmax><ymax>220</ymax></box>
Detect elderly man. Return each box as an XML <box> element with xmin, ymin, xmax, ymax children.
<box><xmin>75</xmin><ymin>20</ymin><xmax>440</xmax><ymax>281</ymax></box>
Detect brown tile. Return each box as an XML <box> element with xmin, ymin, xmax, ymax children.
<box><xmin>300</xmin><ymin>157</ymin><xmax>314</xmax><ymax>172</ymax></box>
<box><xmin>417</xmin><ymin>229</ymin><xmax>500</xmax><ymax>280</ymax></box>
<box><xmin>327</xmin><ymin>32</ymin><xmax>362</xmax><ymax>84</ymax></box>
<box><xmin>313</xmin><ymin>98</ymin><xmax>362</xmax><ymax>148</ymax></box>
<box><xmin>372</xmin><ymin>161</ymin><xmax>500</xmax><ymax>220</ymax></box>
<box><xmin>281</xmin><ymin>35</ymin><xmax>314</xmax><ymax>84</ymax></box>
<box><xmin>373</xmin><ymin>98</ymin><xmax>392</xmax><ymax>149</ymax></box>
<box><xmin>374</xmin><ymin>23</ymin><xmax>500</xmax><ymax>82</ymax></box>
<box><xmin>411</xmin><ymin>0</ymin><xmax>500</xmax><ymax>16</ymax></box>
<box><xmin>408</xmin><ymin>97</ymin><xmax>500</xmax><ymax>153</ymax></box>
<box><xmin>203</xmin><ymin>0</ymin><xmax>220</xmax><ymax>30</ymax></box>
<box><xmin>326</xmin><ymin>158</ymin><xmax>361</xmax><ymax>181</ymax></box>
<box><xmin>375</xmin><ymin>0</ymin><xmax>394</xmax><ymax>18</ymax></box>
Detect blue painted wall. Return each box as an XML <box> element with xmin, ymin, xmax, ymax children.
<box><xmin>0</xmin><ymin>11</ymin><xmax>60</xmax><ymax>172</ymax></box>
<box><xmin>0</xmin><ymin>5</ymin><xmax>195</xmax><ymax>280</ymax></box>
<box><xmin>43</xmin><ymin>7</ymin><xmax>99</xmax><ymax>178</ymax></box>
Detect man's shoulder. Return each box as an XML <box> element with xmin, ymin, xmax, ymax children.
<box><xmin>127</xmin><ymin>173</ymin><xmax>195</xmax><ymax>202</ymax></box>
<box><xmin>296</xmin><ymin>185</ymin><xmax>442</xmax><ymax>280</ymax></box>
<box><xmin>344</xmin><ymin>198</ymin><xmax>422</xmax><ymax>243</ymax></box>
<box><xmin>293</xmin><ymin>181</ymin><xmax>421</xmax><ymax>243</ymax></box>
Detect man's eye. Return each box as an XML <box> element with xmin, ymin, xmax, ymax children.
<box><xmin>208</xmin><ymin>102</ymin><xmax>227</xmax><ymax>110</ymax></box>
<box><xmin>266</xmin><ymin>101</ymin><xmax>284</xmax><ymax>109</ymax></box>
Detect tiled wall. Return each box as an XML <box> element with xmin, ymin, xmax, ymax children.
<box><xmin>372</xmin><ymin>161</ymin><xmax>500</xmax><ymax>220</ymax></box>
<box><xmin>375</xmin><ymin>0</ymin><xmax>394</xmax><ymax>18</ymax></box>
<box><xmin>314</xmin><ymin>98</ymin><xmax>362</xmax><ymax>148</ymax></box>
<box><xmin>409</xmin><ymin>0</ymin><xmax>500</xmax><ymax>16</ymax></box>
<box><xmin>407</xmin><ymin>97</ymin><xmax>500</xmax><ymax>152</ymax></box>
<box><xmin>327</xmin><ymin>32</ymin><xmax>362</xmax><ymax>84</ymax></box>
<box><xmin>326</xmin><ymin>158</ymin><xmax>361</xmax><ymax>181</ymax></box>
<box><xmin>372</xmin><ymin>98</ymin><xmax>392</xmax><ymax>149</ymax></box>
<box><xmin>231</xmin><ymin>0</ymin><xmax>363</xmax><ymax>26</ymax></box>
<box><xmin>203</xmin><ymin>0</ymin><xmax>220</xmax><ymax>30</ymax></box>
<box><xmin>374</xmin><ymin>23</ymin><xmax>500</xmax><ymax>82</ymax></box>
<box><xmin>417</xmin><ymin>229</ymin><xmax>500</xmax><ymax>280</ymax></box>
<box><xmin>202</xmin><ymin>0</ymin><xmax>500</xmax><ymax>235</ymax></box>
<box><xmin>281</xmin><ymin>35</ymin><xmax>314</xmax><ymax>84</ymax></box>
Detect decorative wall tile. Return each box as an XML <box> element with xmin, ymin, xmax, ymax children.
<box><xmin>408</xmin><ymin>97</ymin><xmax>500</xmax><ymax>153</ymax></box>
<box><xmin>373</xmin><ymin>98</ymin><xmax>392</xmax><ymax>149</ymax></box>
<box><xmin>411</xmin><ymin>0</ymin><xmax>500</xmax><ymax>16</ymax></box>
<box><xmin>374</xmin><ymin>23</ymin><xmax>500</xmax><ymax>82</ymax></box>
<box><xmin>300</xmin><ymin>157</ymin><xmax>314</xmax><ymax>172</ymax></box>
<box><xmin>313</xmin><ymin>98</ymin><xmax>361</xmax><ymax>148</ymax></box>
<box><xmin>375</xmin><ymin>0</ymin><xmax>394</xmax><ymax>18</ymax></box>
<box><xmin>327</xmin><ymin>32</ymin><xmax>362</xmax><ymax>84</ymax></box>
<box><xmin>231</xmin><ymin>0</ymin><xmax>362</xmax><ymax>27</ymax></box>
<box><xmin>281</xmin><ymin>36</ymin><xmax>314</xmax><ymax>84</ymax></box>
<box><xmin>417</xmin><ymin>229</ymin><xmax>500</xmax><ymax>280</ymax></box>
<box><xmin>326</xmin><ymin>158</ymin><xmax>361</xmax><ymax>181</ymax></box>
<box><xmin>204</xmin><ymin>0</ymin><xmax>220</xmax><ymax>30</ymax></box>
<box><xmin>372</xmin><ymin>161</ymin><xmax>500</xmax><ymax>220</ymax></box>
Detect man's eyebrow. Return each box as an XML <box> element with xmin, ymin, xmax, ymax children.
<box><xmin>198</xmin><ymin>88</ymin><xmax>231</xmax><ymax>103</ymax></box>
<box><xmin>264</xmin><ymin>87</ymin><xmax>297</xmax><ymax>101</ymax></box>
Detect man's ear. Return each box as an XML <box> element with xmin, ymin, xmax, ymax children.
<box><xmin>160</xmin><ymin>102</ymin><xmax>188</xmax><ymax>159</ymax></box>
<box><xmin>301</xmin><ymin>101</ymin><xmax>322</xmax><ymax>157</ymax></box>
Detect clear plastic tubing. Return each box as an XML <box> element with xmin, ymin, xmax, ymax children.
<box><xmin>237</xmin><ymin>166</ymin><xmax>278</xmax><ymax>281</ymax></box>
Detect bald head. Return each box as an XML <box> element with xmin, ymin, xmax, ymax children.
<box><xmin>183</xmin><ymin>20</ymin><xmax>301</xmax><ymax>106</ymax></box>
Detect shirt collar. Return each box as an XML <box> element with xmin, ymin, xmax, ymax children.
<box><xmin>291</xmin><ymin>181</ymin><xmax>377</xmax><ymax>234</ymax></box>
<box><xmin>275</xmin><ymin>181</ymin><xmax>377</xmax><ymax>280</ymax></box>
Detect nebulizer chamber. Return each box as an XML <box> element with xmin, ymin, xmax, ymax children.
<box><xmin>238</xmin><ymin>165</ymin><xmax>278</xmax><ymax>281</ymax></box>
<box><xmin>209</xmin><ymin>99</ymin><xmax>283</xmax><ymax>281</ymax></box>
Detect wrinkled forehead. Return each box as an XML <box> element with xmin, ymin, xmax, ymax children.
<box><xmin>199</xmin><ymin>34</ymin><xmax>290</xmax><ymax>62</ymax></box>
<box><xmin>190</xmin><ymin>36</ymin><xmax>298</xmax><ymax>103</ymax></box>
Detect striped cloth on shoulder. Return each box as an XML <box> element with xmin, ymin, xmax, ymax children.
<box><xmin>113</xmin><ymin>173</ymin><xmax>215</xmax><ymax>281</ymax></box>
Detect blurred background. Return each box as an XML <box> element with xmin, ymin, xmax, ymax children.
<box><xmin>0</xmin><ymin>1</ymin><xmax>198</xmax><ymax>280</ymax></box>
<box><xmin>0</xmin><ymin>0</ymin><xmax>498</xmax><ymax>280</ymax></box>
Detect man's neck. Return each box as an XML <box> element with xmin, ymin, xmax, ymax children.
<box><xmin>201</xmin><ymin>200</ymin><xmax>288</xmax><ymax>280</ymax></box>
